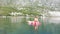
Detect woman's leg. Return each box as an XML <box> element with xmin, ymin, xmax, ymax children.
<box><xmin>34</xmin><ymin>26</ymin><xmax>38</xmax><ymax>30</ymax></box>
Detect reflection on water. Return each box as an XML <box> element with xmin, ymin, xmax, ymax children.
<box><xmin>0</xmin><ymin>16</ymin><xmax>60</xmax><ymax>34</ymax></box>
<box><xmin>49</xmin><ymin>17</ymin><xmax>60</xmax><ymax>24</ymax></box>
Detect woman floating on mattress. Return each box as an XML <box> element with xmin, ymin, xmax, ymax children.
<box><xmin>27</xmin><ymin>16</ymin><xmax>41</xmax><ymax>30</ymax></box>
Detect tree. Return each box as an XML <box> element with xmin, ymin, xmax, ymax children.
<box><xmin>0</xmin><ymin>6</ymin><xmax>18</xmax><ymax>16</ymax></box>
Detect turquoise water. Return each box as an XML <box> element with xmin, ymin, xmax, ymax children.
<box><xmin>6</xmin><ymin>23</ymin><xmax>52</xmax><ymax>34</ymax></box>
<box><xmin>0</xmin><ymin>22</ymin><xmax>52</xmax><ymax>34</ymax></box>
<box><xmin>0</xmin><ymin>16</ymin><xmax>60</xmax><ymax>34</ymax></box>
